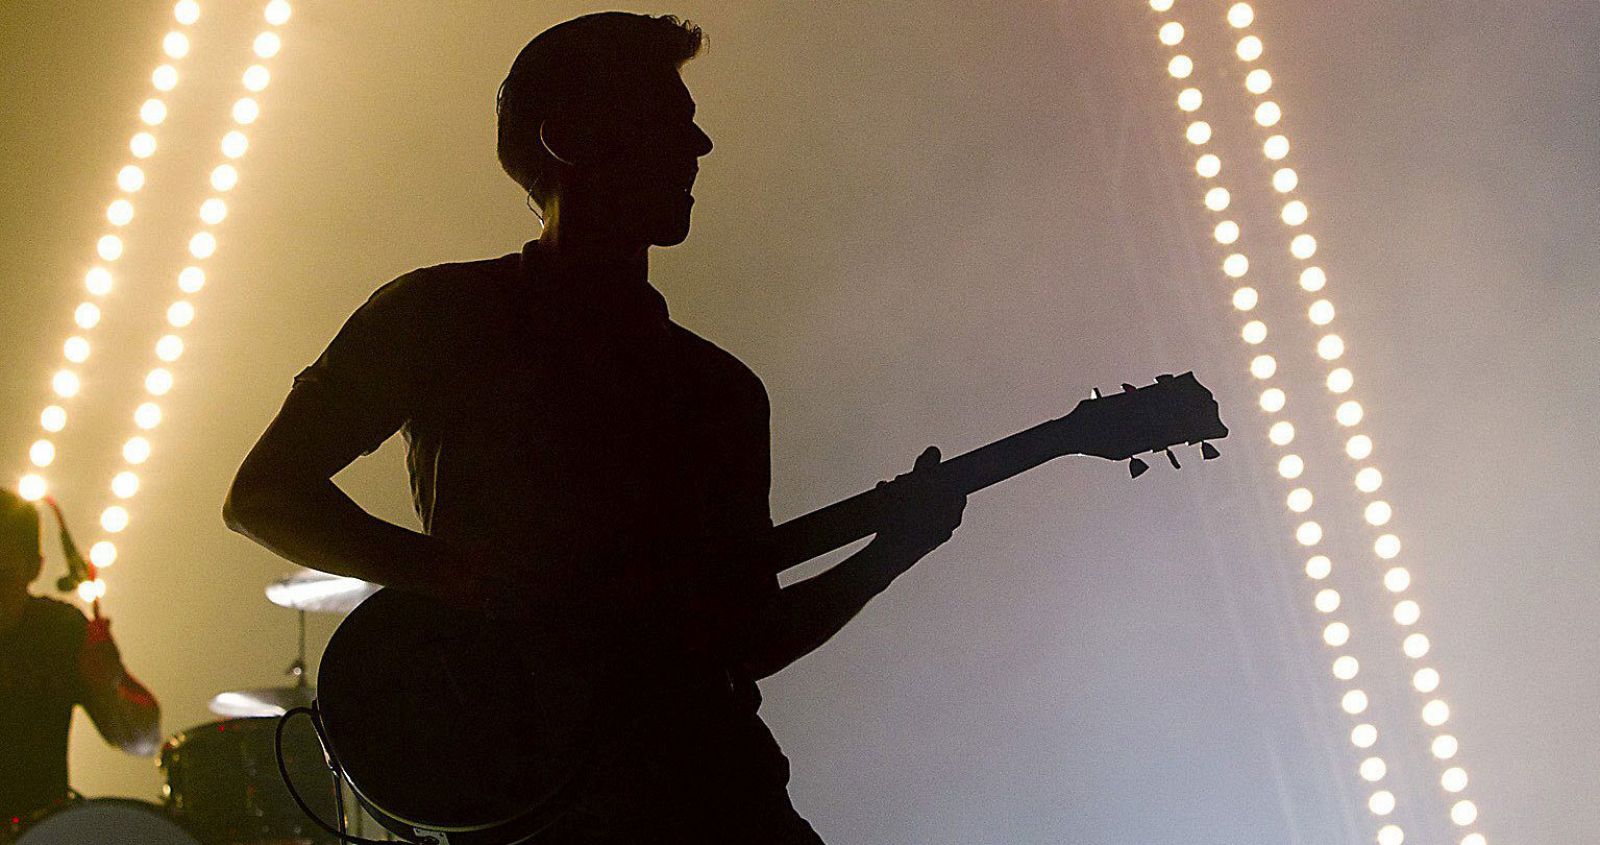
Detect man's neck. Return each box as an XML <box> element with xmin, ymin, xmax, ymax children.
<box><xmin>535</xmin><ymin>222</ymin><xmax>650</xmax><ymax>290</ymax></box>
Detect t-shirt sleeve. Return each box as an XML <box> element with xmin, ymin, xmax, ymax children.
<box><xmin>290</xmin><ymin>273</ymin><xmax>433</xmax><ymax>456</ymax></box>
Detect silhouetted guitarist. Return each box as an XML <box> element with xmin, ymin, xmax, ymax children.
<box><xmin>225</xmin><ymin>13</ymin><xmax>964</xmax><ymax>842</ymax></box>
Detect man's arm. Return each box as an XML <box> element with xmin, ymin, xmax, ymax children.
<box><xmin>78</xmin><ymin>618</ymin><xmax>161</xmax><ymax>756</ymax></box>
<box><xmin>739</xmin><ymin>447</ymin><xmax>965</xmax><ymax>680</ymax></box>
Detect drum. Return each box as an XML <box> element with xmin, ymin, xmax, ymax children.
<box><xmin>15</xmin><ymin>798</ymin><xmax>199</xmax><ymax>844</ymax></box>
<box><xmin>160</xmin><ymin>717</ymin><xmax>339</xmax><ymax>845</ymax></box>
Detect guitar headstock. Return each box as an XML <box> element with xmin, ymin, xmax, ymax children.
<box><xmin>1066</xmin><ymin>372</ymin><xmax>1229</xmax><ymax>476</ymax></box>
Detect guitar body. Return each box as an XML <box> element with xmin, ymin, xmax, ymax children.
<box><xmin>317</xmin><ymin>588</ymin><xmax>600</xmax><ymax>844</ymax></box>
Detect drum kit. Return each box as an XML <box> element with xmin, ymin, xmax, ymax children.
<box><xmin>5</xmin><ymin>571</ymin><xmax>384</xmax><ymax>845</ymax></box>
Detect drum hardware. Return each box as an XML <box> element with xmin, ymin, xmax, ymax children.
<box><xmin>12</xmin><ymin>798</ymin><xmax>201</xmax><ymax>845</ymax></box>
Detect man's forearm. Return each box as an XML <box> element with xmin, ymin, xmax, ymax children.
<box><xmin>84</xmin><ymin>673</ymin><xmax>161</xmax><ymax>756</ymax></box>
<box><xmin>740</xmin><ymin>539</ymin><xmax>922</xmax><ymax>680</ymax></box>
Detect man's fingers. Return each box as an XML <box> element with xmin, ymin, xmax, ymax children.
<box><xmin>915</xmin><ymin>445</ymin><xmax>941</xmax><ymax>470</ymax></box>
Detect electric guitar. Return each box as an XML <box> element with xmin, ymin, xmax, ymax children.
<box><xmin>315</xmin><ymin>372</ymin><xmax>1228</xmax><ymax>844</ymax></box>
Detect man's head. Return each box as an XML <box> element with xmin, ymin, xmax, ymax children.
<box><xmin>497</xmin><ymin>12</ymin><xmax>712</xmax><ymax>247</ymax></box>
<box><xmin>0</xmin><ymin>489</ymin><xmax>42</xmax><ymax>592</ymax></box>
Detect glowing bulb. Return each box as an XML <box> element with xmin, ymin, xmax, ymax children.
<box><xmin>1432</xmin><ymin>734</ymin><xmax>1458</xmax><ymax>759</ymax></box>
<box><xmin>1321</xmin><ymin>620</ymin><xmax>1348</xmax><ymax>645</ymax></box>
<box><xmin>1299</xmin><ymin>266</ymin><xmax>1327</xmax><ymax>291</ymax></box>
<box><xmin>155</xmin><ymin>335</ymin><xmax>184</xmax><ymax>362</ymax></box>
<box><xmin>1292</xmin><ymin>234</ymin><xmax>1320</xmax><ymax>261</ymax></box>
<box><xmin>1441</xmin><ymin>767</ymin><xmax>1468</xmax><ymax>793</ymax></box>
<box><xmin>1347</xmin><ymin>435</ymin><xmax>1374</xmax><ymax>460</ymax></box>
<box><xmin>1305</xmin><ymin>555</ymin><xmax>1331</xmax><ymax>579</ymax></box>
<box><xmin>29</xmin><ymin>440</ymin><xmax>55</xmax><ymax>468</ymax></box>
<box><xmin>1341</xmin><ymin>689</ymin><xmax>1368</xmax><ymax>714</ymax></box>
<box><xmin>1227</xmin><ymin>2</ymin><xmax>1254</xmax><ymax>27</ymax></box>
<box><xmin>1277</xmin><ymin>454</ymin><xmax>1303</xmax><ymax>478</ymax></box>
<box><xmin>1359</xmin><ymin>756</ymin><xmax>1386</xmax><ymax>782</ymax></box>
<box><xmin>1214</xmin><ymin>220</ymin><xmax>1239</xmax><ymax>244</ymax></box>
<box><xmin>77</xmin><ymin>580</ymin><xmax>106</xmax><ymax>602</ymax></box>
<box><xmin>1404</xmin><ymin>633</ymin><xmax>1430</xmax><ymax>659</ymax></box>
<box><xmin>1450</xmin><ymin>800</ymin><xmax>1477</xmax><ymax>826</ymax></box>
<box><xmin>1394</xmin><ymin>600</ymin><xmax>1421</xmax><ymax>626</ymax></box>
<box><xmin>1312</xmin><ymin>587</ymin><xmax>1338</xmax><ymax>612</ymax></box>
<box><xmin>1328</xmin><ymin>368</ymin><xmax>1354</xmax><ymax>393</ymax></box>
<box><xmin>145</xmin><ymin>368</ymin><xmax>175</xmax><ymax>396</ymax></box>
<box><xmin>75</xmin><ymin>303</ymin><xmax>102</xmax><ymax>329</ymax></box>
<box><xmin>211</xmin><ymin>164</ymin><xmax>239</xmax><ymax>191</ymax></box>
<box><xmin>1369</xmin><ymin>791</ymin><xmax>1395</xmax><ymax>816</ymax></box>
<box><xmin>1268</xmin><ymin>420</ymin><xmax>1294</xmax><ymax>445</ymax></box>
<box><xmin>97</xmin><ymin>235</ymin><xmax>124</xmax><ymax>261</ymax></box>
<box><xmin>1332</xmin><ymin>655</ymin><xmax>1358</xmax><ymax>680</ymax></box>
<box><xmin>163</xmin><ymin>31</ymin><xmax>190</xmax><ymax>59</ymax></box>
<box><xmin>1177</xmin><ymin>88</ymin><xmax>1202</xmax><ymax>112</ymax></box>
<box><xmin>1186</xmin><ymin>121</ymin><xmax>1212</xmax><ymax>145</ymax></box>
<box><xmin>85</xmin><ymin>268</ymin><xmax>114</xmax><ymax>297</ymax></box>
<box><xmin>1383</xmin><ymin>567</ymin><xmax>1410</xmax><ymax>592</ymax></box>
<box><xmin>1233</xmin><ymin>286</ymin><xmax>1259</xmax><ymax>311</ymax></box>
<box><xmin>63</xmin><ymin>336</ymin><xmax>90</xmax><ymax>364</ymax></box>
<box><xmin>233</xmin><ymin>97</ymin><xmax>261</xmax><ymax>124</ymax></box>
<box><xmin>1307</xmin><ymin>299</ymin><xmax>1334</xmax><ymax>326</ymax></box>
<box><xmin>1223</xmin><ymin>254</ymin><xmax>1249</xmax><ymax>278</ymax></box>
<box><xmin>1259</xmin><ymin>388</ymin><xmax>1286</xmax><ymax>413</ymax></box>
<box><xmin>1254</xmin><ymin>101</ymin><xmax>1282</xmax><ymax>127</ymax></box>
<box><xmin>1158</xmin><ymin>22</ymin><xmax>1185</xmax><ymax>45</ymax></box>
<box><xmin>254</xmin><ymin>31</ymin><xmax>283</xmax><ymax>58</ymax></box>
<box><xmin>265</xmin><ymin>0</ymin><xmax>293</xmax><ymax>25</ymax></box>
<box><xmin>141</xmin><ymin>98</ymin><xmax>168</xmax><ymax>126</ymax></box>
<box><xmin>41</xmin><ymin>406</ymin><xmax>67</xmax><ymax>432</ymax></box>
<box><xmin>1167</xmin><ymin>55</ymin><xmax>1193</xmax><ymax>79</ymax></box>
<box><xmin>168</xmin><ymin>302</ymin><xmax>196</xmax><ymax>327</ymax></box>
<box><xmin>1282</xmin><ymin>200</ymin><xmax>1308</xmax><ymax>226</ymax></box>
<box><xmin>1317</xmin><ymin>333</ymin><xmax>1345</xmax><ymax>360</ymax></box>
<box><xmin>1245</xmin><ymin>68</ymin><xmax>1271</xmax><ymax>94</ymax></box>
<box><xmin>1351</xmin><ymin>723</ymin><xmax>1377</xmax><ymax>748</ymax></box>
<box><xmin>101</xmin><ymin>505</ymin><xmax>130</xmax><ymax>533</ymax></box>
<box><xmin>1149</xmin><ymin>0</ymin><xmax>1174</xmax><ymax>9</ymax></box>
<box><xmin>1195</xmin><ymin>155</ymin><xmax>1222</xmax><ymax>180</ymax></box>
<box><xmin>1264</xmin><ymin>134</ymin><xmax>1289</xmax><ymax>160</ymax></box>
<box><xmin>1274</xmin><ymin>168</ymin><xmax>1300</xmax><ymax>194</ymax></box>
<box><xmin>90</xmin><ymin>540</ymin><xmax>117</xmax><ymax>567</ymax></box>
<box><xmin>1375</xmin><ymin>534</ymin><xmax>1401</xmax><ymax>560</ymax></box>
<box><xmin>52</xmin><ymin>370</ymin><xmax>81</xmax><ymax>398</ymax></box>
<box><xmin>1461</xmin><ymin>835</ymin><xmax>1485</xmax><ymax>845</ymax></box>
<box><xmin>1242</xmin><ymin>320</ymin><xmax>1267</xmax><ymax>344</ymax></box>
<box><xmin>174</xmin><ymin>0</ymin><xmax>200</xmax><ymax>25</ymax></box>
<box><xmin>1205</xmin><ymin>187</ymin><xmax>1231</xmax><ymax>210</ymax></box>
<box><xmin>107</xmin><ymin>199</ymin><xmax>135</xmax><ymax>226</ymax></box>
<box><xmin>18</xmin><ymin>474</ymin><xmax>48</xmax><ymax>501</ymax></box>
<box><xmin>1365</xmin><ymin>501</ymin><xmax>1392</xmax><ymax>526</ymax></box>
<box><xmin>1377</xmin><ymin>824</ymin><xmax>1404</xmax><ymax>845</ymax></box>
<box><xmin>222</xmin><ymin>131</ymin><xmax>249</xmax><ymax>158</ymax></box>
<box><xmin>124</xmin><ymin>436</ymin><xmax>154</xmax><ymax>464</ymax></box>
<box><xmin>118</xmin><ymin>164</ymin><xmax>146</xmax><ymax>192</ymax></box>
<box><xmin>112</xmin><ymin>470</ymin><xmax>141</xmax><ymax>499</ymax></box>
<box><xmin>200</xmin><ymin>198</ymin><xmax>229</xmax><ymax>224</ymax></box>
<box><xmin>130</xmin><ymin>132</ymin><xmax>157</xmax><ymax>159</ymax></box>
<box><xmin>189</xmin><ymin>232</ymin><xmax>217</xmax><ymax>259</ymax></box>
<box><xmin>243</xmin><ymin>65</ymin><xmax>271</xmax><ymax>92</ymax></box>
<box><xmin>1336</xmin><ymin>400</ymin><xmax>1364</xmax><ymax>427</ymax></box>
<box><xmin>1250</xmin><ymin>354</ymin><xmax>1277</xmax><ymax>380</ymax></box>
<box><xmin>152</xmin><ymin>64</ymin><xmax>179</xmax><ymax>92</ymax></box>
<box><xmin>1287</xmin><ymin>487</ymin><xmax>1313</xmax><ymax>513</ymax></box>
<box><xmin>1236</xmin><ymin>35</ymin><xmax>1263</xmax><ymax>61</ymax></box>
<box><xmin>1297</xmin><ymin>520</ymin><xmax>1323</xmax><ymax>546</ymax></box>
<box><xmin>1413</xmin><ymin>667</ymin><xmax>1440</xmax><ymax>693</ymax></box>
<box><xmin>179</xmin><ymin>267</ymin><xmax>206</xmax><ymax>293</ymax></box>
<box><xmin>135</xmin><ymin>402</ymin><xmax>163</xmax><ymax>430</ymax></box>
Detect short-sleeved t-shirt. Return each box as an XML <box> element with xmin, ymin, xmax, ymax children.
<box><xmin>0</xmin><ymin>596</ymin><xmax>88</xmax><ymax>819</ymax></box>
<box><xmin>291</xmin><ymin>240</ymin><xmax>789</xmax><ymax>794</ymax></box>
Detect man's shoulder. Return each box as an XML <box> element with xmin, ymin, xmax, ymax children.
<box><xmin>25</xmin><ymin>596</ymin><xmax>87</xmax><ymax>638</ymax></box>
<box><xmin>364</xmin><ymin>252</ymin><xmax>522</xmax><ymax>315</ymax></box>
<box><xmin>667</xmin><ymin>323</ymin><xmax>767</xmax><ymax>399</ymax></box>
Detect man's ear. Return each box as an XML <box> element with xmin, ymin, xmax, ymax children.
<box><xmin>539</xmin><ymin>118</ymin><xmax>584</xmax><ymax>167</ymax></box>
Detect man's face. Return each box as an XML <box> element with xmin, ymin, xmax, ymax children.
<box><xmin>568</xmin><ymin>69</ymin><xmax>712</xmax><ymax>247</ymax></box>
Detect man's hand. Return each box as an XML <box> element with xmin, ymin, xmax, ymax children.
<box><xmin>872</xmin><ymin>446</ymin><xmax>967</xmax><ymax>562</ymax></box>
<box><xmin>79</xmin><ymin>617</ymin><xmax>126</xmax><ymax>693</ymax></box>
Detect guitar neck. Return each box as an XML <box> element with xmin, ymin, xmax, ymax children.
<box><xmin>767</xmin><ymin>414</ymin><xmax>1084</xmax><ymax>574</ymax></box>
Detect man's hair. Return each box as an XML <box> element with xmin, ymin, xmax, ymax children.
<box><xmin>497</xmin><ymin>12</ymin><xmax>705</xmax><ymax>207</ymax></box>
<box><xmin>0</xmin><ymin>489</ymin><xmax>42</xmax><ymax>582</ymax></box>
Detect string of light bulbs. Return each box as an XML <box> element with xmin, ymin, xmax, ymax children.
<box><xmin>16</xmin><ymin>1</ymin><xmax>203</xmax><ymax>506</ymax></box>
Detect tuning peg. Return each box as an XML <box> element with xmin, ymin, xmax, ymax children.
<box><xmin>1129</xmin><ymin>457</ymin><xmax>1150</xmax><ymax>479</ymax></box>
<box><xmin>1156</xmin><ymin>373</ymin><xmax>1175</xmax><ymax>382</ymax></box>
<box><xmin>1201</xmin><ymin>441</ymin><xmax>1220</xmax><ymax>460</ymax></box>
<box><xmin>1091</xmin><ymin>387</ymin><xmax>1102</xmax><ymax>399</ymax></box>
<box><xmin>1165</xmin><ymin>448</ymin><xmax>1181</xmax><ymax>469</ymax></box>
<box><xmin>1121</xmin><ymin>383</ymin><xmax>1137</xmax><ymax>393</ymax></box>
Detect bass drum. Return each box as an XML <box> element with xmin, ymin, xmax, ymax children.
<box><xmin>160</xmin><ymin>717</ymin><xmax>339</xmax><ymax>845</ymax></box>
<box><xmin>15</xmin><ymin>798</ymin><xmax>200</xmax><ymax>845</ymax></box>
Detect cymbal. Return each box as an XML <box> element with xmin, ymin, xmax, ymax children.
<box><xmin>265</xmin><ymin>569</ymin><xmax>378</xmax><ymax>614</ymax></box>
<box><xmin>208</xmin><ymin>685</ymin><xmax>317</xmax><ymax>718</ymax></box>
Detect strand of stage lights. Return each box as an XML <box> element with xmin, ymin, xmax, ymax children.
<box><xmin>1221</xmin><ymin>5</ymin><xmax>1484</xmax><ymax>843</ymax></box>
<box><xmin>1149</xmin><ymin>4</ymin><xmax>1418</xmax><ymax>844</ymax></box>
<box><xmin>15</xmin><ymin>1</ymin><xmax>205</xmax><ymax>511</ymax></box>
<box><xmin>66</xmin><ymin>0</ymin><xmax>295</xmax><ymax>602</ymax></box>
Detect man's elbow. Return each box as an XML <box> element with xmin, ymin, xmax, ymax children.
<box><xmin>222</xmin><ymin>470</ymin><xmax>273</xmax><ymax>536</ymax></box>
